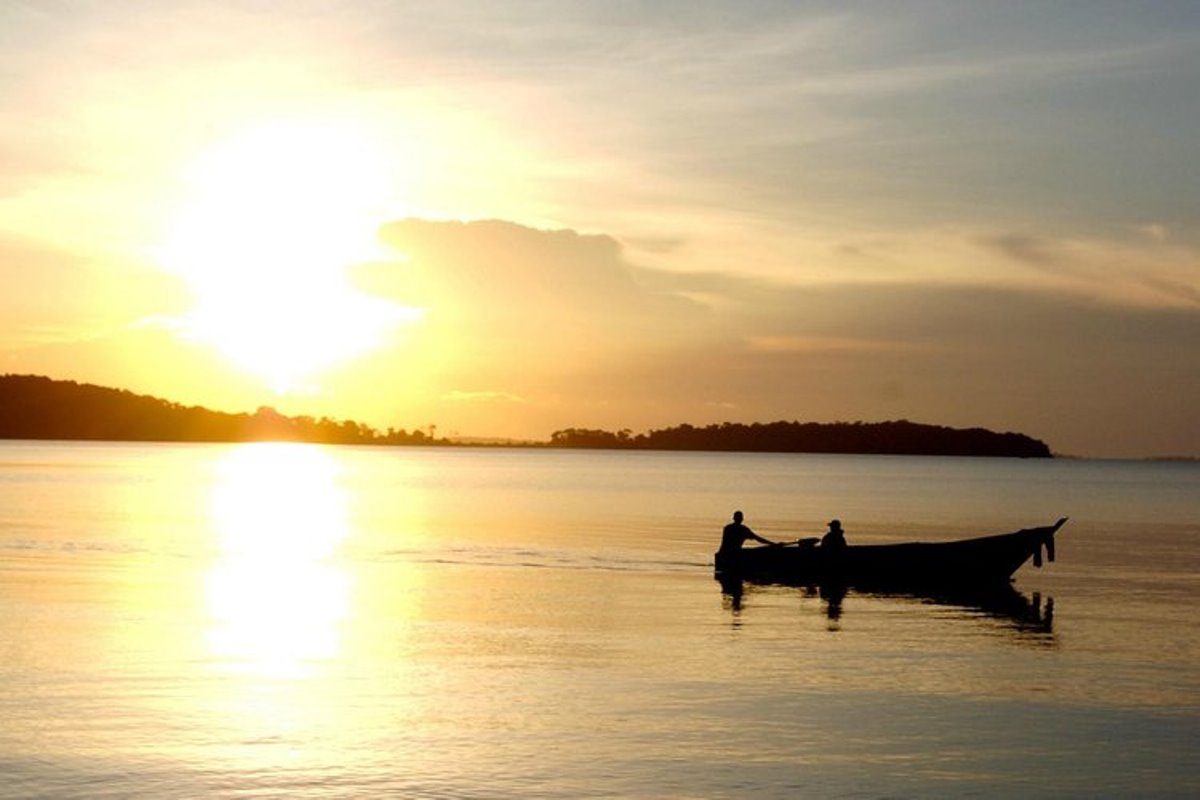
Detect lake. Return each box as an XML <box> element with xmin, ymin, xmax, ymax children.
<box><xmin>1</xmin><ymin>441</ymin><xmax>1197</xmax><ymax>798</ymax></box>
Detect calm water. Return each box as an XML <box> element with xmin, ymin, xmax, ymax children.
<box><xmin>1</xmin><ymin>441</ymin><xmax>1197</xmax><ymax>798</ymax></box>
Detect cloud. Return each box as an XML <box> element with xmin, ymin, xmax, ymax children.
<box><xmin>979</xmin><ymin>233</ymin><xmax>1062</xmax><ymax>268</ymax></box>
<box><xmin>1</xmin><ymin>1</ymin><xmax>1196</xmax><ymax>458</ymax></box>
<box><xmin>347</xmin><ymin>218</ymin><xmax>1200</xmax><ymax>456</ymax></box>
<box><xmin>361</xmin><ymin>218</ymin><xmax>707</xmax><ymax>359</ymax></box>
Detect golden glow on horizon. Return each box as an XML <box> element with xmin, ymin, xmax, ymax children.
<box><xmin>159</xmin><ymin>120</ymin><xmax>421</xmax><ymax>392</ymax></box>
<box><xmin>206</xmin><ymin>443</ymin><xmax>351</xmax><ymax>677</ymax></box>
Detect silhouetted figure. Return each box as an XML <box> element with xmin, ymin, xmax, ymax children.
<box><xmin>820</xmin><ymin>583</ymin><xmax>846</xmax><ymax>625</ymax></box>
<box><xmin>717</xmin><ymin>573</ymin><xmax>745</xmax><ymax>613</ymax></box>
<box><xmin>718</xmin><ymin>510</ymin><xmax>777</xmax><ymax>556</ymax></box>
<box><xmin>820</xmin><ymin>519</ymin><xmax>847</xmax><ymax>550</ymax></box>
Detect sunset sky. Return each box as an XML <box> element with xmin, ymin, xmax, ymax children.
<box><xmin>1</xmin><ymin>2</ymin><xmax>1197</xmax><ymax>457</ymax></box>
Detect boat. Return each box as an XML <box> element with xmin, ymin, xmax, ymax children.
<box><xmin>714</xmin><ymin>517</ymin><xmax>1067</xmax><ymax>589</ymax></box>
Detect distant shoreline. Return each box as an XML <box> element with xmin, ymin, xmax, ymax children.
<box><xmin>6</xmin><ymin>437</ymin><xmax>1194</xmax><ymax>463</ymax></box>
<box><xmin>1</xmin><ymin>373</ymin><xmax>1054</xmax><ymax>458</ymax></box>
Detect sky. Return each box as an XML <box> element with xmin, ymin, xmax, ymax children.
<box><xmin>1</xmin><ymin>1</ymin><xmax>1197</xmax><ymax>458</ymax></box>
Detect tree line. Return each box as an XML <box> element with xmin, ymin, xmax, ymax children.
<box><xmin>0</xmin><ymin>374</ymin><xmax>446</xmax><ymax>446</ymax></box>
<box><xmin>548</xmin><ymin>420</ymin><xmax>1052</xmax><ymax>458</ymax></box>
<box><xmin>0</xmin><ymin>374</ymin><xmax>1053</xmax><ymax>456</ymax></box>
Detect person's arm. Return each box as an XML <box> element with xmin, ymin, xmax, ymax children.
<box><xmin>747</xmin><ymin>529</ymin><xmax>777</xmax><ymax>546</ymax></box>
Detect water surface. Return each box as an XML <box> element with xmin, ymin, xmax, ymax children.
<box><xmin>1</xmin><ymin>442</ymin><xmax>1197</xmax><ymax>798</ymax></box>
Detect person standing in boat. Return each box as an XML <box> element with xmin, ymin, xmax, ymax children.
<box><xmin>821</xmin><ymin>519</ymin><xmax>847</xmax><ymax>549</ymax></box>
<box><xmin>718</xmin><ymin>510</ymin><xmax>778</xmax><ymax>556</ymax></box>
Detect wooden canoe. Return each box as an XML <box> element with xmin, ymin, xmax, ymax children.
<box><xmin>714</xmin><ymin>517</ymin><xmax>1067</xmax><ymax>589</ymax></box>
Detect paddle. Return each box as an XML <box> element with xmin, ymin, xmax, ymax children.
<box><xmin>769</xmin><ymin>537</ymin><xmax>820</xmax><ymax>548</ymax></box>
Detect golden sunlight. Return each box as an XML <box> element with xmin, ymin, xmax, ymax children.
<box><xmin>206</xmin><ymin>443</ymin><xmax>351</xmax><ymax>677</ymax></box>
<box><xmin>159</xmin><ymin>120</ymin><xmax>421</xmax><ymax>391</ymax></box>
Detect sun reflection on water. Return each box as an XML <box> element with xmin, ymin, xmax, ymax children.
<box><xmin>205</xmin><ymin>443</ymin><xmax>350</xmax><ymax>678</ymax></box>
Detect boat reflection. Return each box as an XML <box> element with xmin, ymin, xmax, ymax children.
<box><xmin>718</xmin><ymin>574</ymin><xmax>1055</xmax><ymax>642</ymax></box>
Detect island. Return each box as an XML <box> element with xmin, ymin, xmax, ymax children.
<box><xmin>548</xmin><ymin>422</ymin><xmax>1051</xmax><ymax>458</ymax></box>
<box><xmin>0</xmin><ymin>374</ymin><xmax>1052</xmax><ymax>457</ymax></box>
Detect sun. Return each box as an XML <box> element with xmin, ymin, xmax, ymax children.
<box><xmin>158</xmin><ymin>119</ymin><xmax>420</xmax><ymax>391</ymax></box>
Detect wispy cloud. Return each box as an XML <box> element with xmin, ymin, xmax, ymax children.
<box><xmin>979</xmin><ymin>233</ymin><xmax>1063</xmax><ymax>268</ymax></box>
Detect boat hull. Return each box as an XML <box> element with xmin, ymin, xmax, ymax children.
<box><xmin>714</xmin><ymin>518</ymin><xmax>1067</xmax><ymax>589</ymax></box>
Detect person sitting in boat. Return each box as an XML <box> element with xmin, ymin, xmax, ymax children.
<box><xmin>820</xmin><ymin>519</ymin><xmax>847</xmax><ymax>549</ymax></box>
<box><xmin>718</xmin><ymin>510</ymin><xmax>778</xmax><ymax>555</ymax></box>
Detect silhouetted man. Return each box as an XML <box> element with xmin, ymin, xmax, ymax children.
<box><xmin>820</xmin><ymin>519</ymin><xmax>847</xmax><ymax>549</ymax></box>
<box><xmin>718</xmin><ymin>510</ymin><xmax>777</xmax><ymax>556</ymax></box>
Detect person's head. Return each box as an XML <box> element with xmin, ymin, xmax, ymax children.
<box><xmin>733</xmin><ymin>510</ymin><xmax>744</xmax><ymax>523</ymax></box>
<box><xmin>828</xmin><ymin>519</ymin><xmax>842</xmax><ymax>531</ymax></box>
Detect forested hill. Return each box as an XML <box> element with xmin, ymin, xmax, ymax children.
<box><xmin>0</xmin><ymin>374</ymin><xmax>441</xmax><ymax>445</ymax></box>
<box><xmin>549</xmin><ymin>421</ymin><xmax>1053</xmax><ymax>458</ymax></box>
